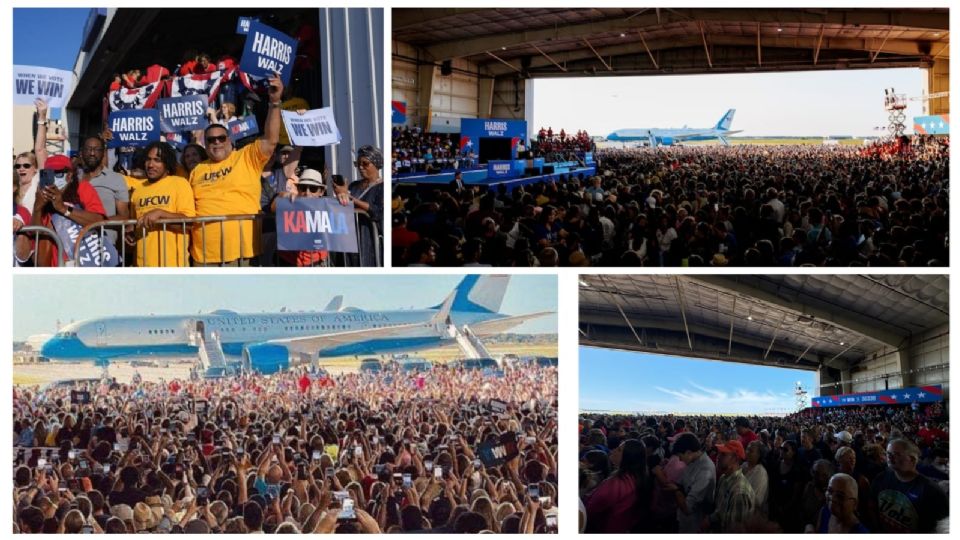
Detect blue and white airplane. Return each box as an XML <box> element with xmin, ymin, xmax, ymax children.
<box><xmin>607</xmin><ymin>109</ymin><xmax>741</xmax><ymax>147</ymax></box>
<box><xmin>40</xmin><ymin>276</ymin><xmax>550</xmax><ymax>375</ymax></box>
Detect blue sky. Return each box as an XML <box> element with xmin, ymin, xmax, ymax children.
<box><xmin>14</xmin><ymin>8</ymin><xmax>88</xmax><ymax>120</ymax></box>
<box><xmin>580</xmin><ymin>347</ymin><xmax>815</xmax><ymax>415</ymax></box>
<box><xmin>12</xmin><ymin>275</ymin><xmax>557</xmax><ymax>340</ymax></box>
<box><xmin>533</xmin><ymin>67</ymin><xmax>925</xmax><ymax>137</ymax></box>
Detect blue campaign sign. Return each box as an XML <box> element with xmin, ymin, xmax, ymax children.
<box><xmin>227</xmin><ymin>116</ymin><xmax>259</xmax><ymax>141</ymax></box>
<box><xmin>487</xmin><ymin>160</ymin><xmax>515</xmax><ymax>180</ymax></box>
<box><xmin>239</xmin><ymin>20</ymin><xmax>298</xmax><ymax>86</ymax></box>
<box><xmin>236</xmin><ymin>16</ymin><xmax>258</xmax><ymax>35</ymax></box>
<box><xmin>276</xmin><ymin>197</ymin><xmax>359</xmax><ymax>253</ymax></box>
<box><xmin>157</xmin><ymin>95</ymin><xmax>209</xmax><ymax>133</ymax></box>
<box><xmin>107</xmin><ymin>109</ymin><xmax>161</xmax><ymax>148</ymax></box>
<box><xmin>811</xmin><ymin>385</ymin><xmax>943</xmax><ymax>408</ymax></box>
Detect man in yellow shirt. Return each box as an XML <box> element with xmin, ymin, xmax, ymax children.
<box><xmin>189</xmin><ymin>72</ymin><xmax>284</xmax><ymax>265</ymax></box>
<box><xmin>130</xmin><ymin>142</ymin><xmax>196</xmax><ymax>267</ymax></box>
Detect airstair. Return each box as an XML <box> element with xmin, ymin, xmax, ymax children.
<box><xmin>196</xmin><ymin>332</ymin><xmax>229</xmax><ymax>377</ymax></box>
<box><xmin>452</xmin><ymin>325</ymin><xmax>492</xmax><ymax>359</ymax></box>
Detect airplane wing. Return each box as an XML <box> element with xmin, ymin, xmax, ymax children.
<box><xmin>467</xmin><ymin>311</ymin><xmax>554</xmax><ymax>336</ymax></box>
<box><xmin>266</xmin><ymin>291</ymin><xmax>457</xmax><ymax>353</ymax></box>
<box><xmin>323</xmin><ymin>295</ymin><xmax>344</xmax><ymax>312</ymax></box>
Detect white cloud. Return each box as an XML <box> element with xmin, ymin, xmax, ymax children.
<box><xmin>656</xmin><ymin>382</ymin><xmax>786</xmax><ymax>405</ymax></box>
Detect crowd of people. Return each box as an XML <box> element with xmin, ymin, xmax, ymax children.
<box><xmin>532</xmin><ymin>127</ymin><xmax>594</xmax><ymax>162</ymax></box>
<box><xmin>13</xmin><ymin>361</ymin><xmax>558</xmax><ymax>534</ymax></box>
<box><xmin>391</xmin><ymin>127</ymin><xmax>475</xmax><ymax>176</ymax></box>
<box><xmin>394</xmin><ymin>136</ymin><xmax>948</xmax><ymax>266</ymax></box>
<box><xmin>14</xmin><ymin>27</ymin><xmax>383</xmax><ymax>267</ymax></box>
<box><xmin>579</xmin><ymin>402</ymin><xmax>949</xmax><ymax>533</ymax></box>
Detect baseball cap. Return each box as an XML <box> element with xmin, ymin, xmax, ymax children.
<box><xmin>715</xmin><ymin>440</ymin><xmax>746</xmax><ymax>460</ymax></box>
<box><xmin>835</xmin><ymin>431</ymin><xmax>853</xmax><ymax>444</ymax></box>
<box><xmin>278</xmin><ymin>145</ymin><xmax>294</xmax><ymax>154</ymax></box>
<box><xmin>297</xmin><ymin>169</ymin><xmax>324</xmax><ymax>187</ymax></box>
<box><xmin>43</xmin><ymin>154</ymin><xmax>72</xmax><ymax>171</ymax></box>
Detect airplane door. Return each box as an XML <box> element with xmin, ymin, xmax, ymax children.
<box><xmin>96</xmin><ymin>323</ymin><xmax>106</xmax><ymax>346</ymax></box>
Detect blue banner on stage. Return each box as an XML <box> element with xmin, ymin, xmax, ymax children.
<box><xmin>107</xmin><ymin>109</ymin><xmax>161</xmax><ymax>148</ymax></box>
<box><xmin>276</xmin><ymin>197</ymin><xmax>359</xmax><ymax>253</ymax></box>
<box><xmin>812</xmin><ymin>385</ymin><xmax>943</xmax><ymax>408</ymax></box>
<box><xmin>228</xmin><ymin>116</ymin><xmax>259</xmax><ymax>141</ymax></box>
<box><xmin>460</xmin><ymin>118</ymin><xmax>527</xmax><ymax>159</ymax></box>
<box><xmin>239</xmin><ymin>20</ymin><xmax>297</xmax><ymax>86</ymax></box>
<box><xmin>157</xmin><ymin>95</ymin><xmax>208</xmax><ymax>133</ymax></box>
<box><xmin>914</xmin><ymin>115</ymin><xmax>949</xmax><ymax>135</ymax></box>
<box><xmin>392</xmin><ymin>101</ymin><xmax>407</xmax><ymax>124</ymax></box>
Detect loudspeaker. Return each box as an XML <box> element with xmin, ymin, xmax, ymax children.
<box><xmin>440</xmin><ymin>60</ymin><xmax>452</xmax><ymax>76</ymax></box>
<box><xmin>542</xmin><ymin>165</ymin><xmax>555</xmax><ymax>175</ymax></box>
<box><xmin>524</xmin><ymin>167</ymin><xmax>539</xmax><ymax>177</ymax></box>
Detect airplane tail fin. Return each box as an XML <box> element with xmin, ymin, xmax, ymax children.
<box><xmin>323</xmin><ymin>295</ymin><xmax>344</xmax><ymax>312</ymax></box>
<box><xmin>716</xmin><ymin>109</ymin><xmax>736</xmax><ymax>131</ymax></box>
<box><xmin>430</xmin><ymin>275</ymin><xmax>510</xmax><ymax>314</ymax></box>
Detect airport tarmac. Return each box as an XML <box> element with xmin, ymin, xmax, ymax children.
<box><xmin>12</xmin><ymin>343</ymin><xmax>558</xmax><ymax>387</ymax></box>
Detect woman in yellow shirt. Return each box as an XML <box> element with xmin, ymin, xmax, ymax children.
<box><xmin>129</xmin><ymin>142</ymin><xmax>196</xmax><ymax>266</ymax></box>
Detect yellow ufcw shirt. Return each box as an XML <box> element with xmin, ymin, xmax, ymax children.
<box><xmin>131</xmin><ymin>176</ymin><xmax>196</xmax><ymax>267</ymax></box>
<box><xmin>189</xmin><ymin>143</ymin><xmax>269</xmax><ymax>263</ymax></box>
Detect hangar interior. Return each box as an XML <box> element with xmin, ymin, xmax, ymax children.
<box><xmin>579</xmin><ymin>275</ymin><xmax>949</xmax><ymax>397</ymax></box>
<box><xmin>393</xmin><ymin>8</ymin><xmax>948</xmax><ymax>133</ymax></box>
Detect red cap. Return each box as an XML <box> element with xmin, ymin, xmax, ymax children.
<box><xmin>715</xmin><ymin>440</ymin><xmax>746</xmax><ymax>460</ymax></box>
<box><xmin>43</xmin><ymin>154</ymin><xmax>72</xmax><ymax>171</ymax></box>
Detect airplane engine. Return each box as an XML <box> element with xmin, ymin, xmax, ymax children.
<box><xmin>658</xmin><ymin>137</ymin><xmax>675</xmax><ymax>146</ymax></box>
<box><xmin>242</xmin><ymin>343</ymin><xmax>290</xmax><ymax>375</ymax></box>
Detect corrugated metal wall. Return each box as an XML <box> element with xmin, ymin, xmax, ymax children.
<box><xmin>318</xmin><ymin>8</ymin><xmax>384</xmax><ymax>183</ymax></box>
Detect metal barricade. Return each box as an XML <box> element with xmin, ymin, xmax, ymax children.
<box><xmin>73</xmin><ymin>211</ymin><xmax>382</xmax><ymax>267</ymax></box>
<box><xmin>14</xmin><ymin>225</ymin><xmax>66</xmax><ymax>267</ymax></box>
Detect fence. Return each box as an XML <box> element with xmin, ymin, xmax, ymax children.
<box><xmin>14</xmin><ymin>226</ymin><xmax>68</xmax><ymax>267</ymax></box>
<box><xmin>65</xmin><ymin>210</ymin><xmax>381</xmax><ymax>267</ymax></box>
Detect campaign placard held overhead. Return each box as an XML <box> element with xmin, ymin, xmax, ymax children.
<box><xmin>281</xmin><ymin>108</ymin><xmax>342</xmax><ymax>147</ymax></box>
<box><xmin>276</xmin><ymin>197</ymin><xmax>358</xmax><ymax>253</ymax></box>
<box><xmin>107</xmin><ymin>109</ymin><xmax>161</xmax><ymax>148</ymax></box>
<box><xmin>236</xmin><ymin>16</ymin><xmax>258</xmax><ymax>35</ymax></box>
<box><xmin>228</xmin><ymin>116</ymin><xmax>260</xmax><ymax>141</ymax></box>
<box><xmin>157</xmin><ymin>95</ymin><xmax>209</xmax><ymax>132</ymax></box>
<box><xmin>13</xmin><ymin>65</ymin><xmax>74</xmax><ymax>108</ymax></box>
<box><xmin>239</xmin><ymin>20</ymin><xmax>297</xmax><ymax>86</ymax></box>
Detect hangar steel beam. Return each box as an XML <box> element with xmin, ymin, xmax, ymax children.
<box><xmin>579</xmin><ymin>311</ymin><xmax>849</xmax><ymax>366</ymax></box>
<box><xmin>693</xmin><ymin>276</ymin><xmax>903</xmax><ymax>347</ymax></box>
<box><xmin>485</xmin><ymin>34</ymin><xmax>941</xmax><ymax>75</ymax></box>
<box><xmin>426</xmin><ymin>8</ymin><xmax>946</xmax><ymax>62</ymax></box>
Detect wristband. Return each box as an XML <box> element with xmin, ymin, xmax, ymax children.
<box><xmin>38</xmin><ymin>120</ymin><xmax>48</xmax><ymax>126</ymax></box>
<box><xmin>269</xmin><ymin>101</ymin><xmax>282</xmax><ymax>108</ymax></box>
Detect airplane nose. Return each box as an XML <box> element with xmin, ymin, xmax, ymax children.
<box><xmin>40</xmin><ymin>335</ymin><xmax>83</xmax><ymax>359</ymax></box>
<box><xmin>40</xmin><ymin>337</ymin><xmax>63</xmax><ymax>357</ymax></box>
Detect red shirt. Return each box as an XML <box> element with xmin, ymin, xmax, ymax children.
<box><xmin>298</xmin><ymin>374</ymin><xmax>311</xmax><ymax>393</ymax></box>
<box><xmin>739</xmin><ymin>429</ymin><xmax>759</xmax><ymax>448</ymax></box>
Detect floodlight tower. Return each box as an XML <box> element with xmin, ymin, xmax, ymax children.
<box><xmin>794</xmin><ymin>381</ymin><xmax>808</xmax><ymax>412</ymax></box>
<box><xmin>883</xmin><ymin>88</ymin><xmax>907</xmax><ymax>138</ymax></box>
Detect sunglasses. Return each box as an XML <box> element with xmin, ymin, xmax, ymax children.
<box><xmin>51</xmin><ymin>169</ymin><xmax>70</xmax><ymax>176</ymax></box>
<box><xmin>206</xmin><ymin>135</ymin><xmax>229</xmax><ymax>144</ymax></box>
<box><xmin>14</xmin><ymin>163</ymin><xmax>34</xmax><ymax>170</ymax></box>
<box><xmin>297</xmin><ymin>185</ymin><xmax>323</xmax><ymax>194</ymax></box>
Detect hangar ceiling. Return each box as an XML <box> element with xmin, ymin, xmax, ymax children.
<box><xmin>579</xmin><ymin>275</ymin><xmax>948</xmax><ymax>372</ymax></box>
<box><xmin>395</xmin><ymin>8</ymin><xmax>949</xmax><ymax>78</ymax></box>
